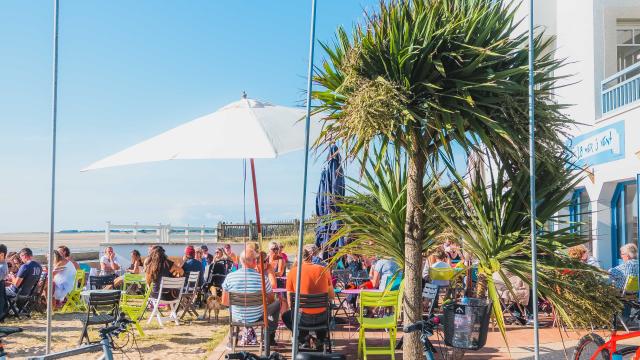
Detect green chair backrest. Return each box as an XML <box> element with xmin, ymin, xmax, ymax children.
<box><xmin>121</xmin><ymin>273</ymin><xmax>147</xmax><ymax>302</ymax></box>
<box><xmin>430</xmin><ymin>267</ymin><xmax>455</xmax><ymax>281</ymax></box>
<box><xmin>74</xmin><ymin>270</ymin><xmax>86</xmax><ymax>291</ymax></box>
<box><xmin>359</xmin><ymin>289</ymin><xmax>400</xmax><ymax>322</ymax></box>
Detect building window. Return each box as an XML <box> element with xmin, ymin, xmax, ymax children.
<box><xmin>570</xmin><ymin>189</ymin><xmax>593</xmax><ymax>252</ymax></box>
<box><xmin>611</xmin><ymin>181</ymin><xmax>638</xmax><ymax>262</ymax></box>
<box><xmin>617</xmin><ymin>20</ymin><xmax>640</xmax><ymax>74</ymax></box>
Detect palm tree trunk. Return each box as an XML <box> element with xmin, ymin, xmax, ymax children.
<box><xmin>402</xmin><ymin>151</ymin><xmax>426</xmax><ymax>360</ymax></box>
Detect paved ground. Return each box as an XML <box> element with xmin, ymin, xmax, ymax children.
<box><xmin>208</xmin><ymin>318</ymin><xmax>600</xmax><ymax>359</ymax></box>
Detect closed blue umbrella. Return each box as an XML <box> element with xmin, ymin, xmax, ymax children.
<box><xmin>315</xmin><ymin>144</ymin><xmax>345</xmax><ymax>254</ymax></box>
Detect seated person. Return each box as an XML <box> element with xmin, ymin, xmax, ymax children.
<box><xmin>57</xmin><ymin>245</ymin><xmax>80</xmax><ymax>270</ymax></box>
<box><xmin>213</xmin><ymin>248</ymin><xmax>230</xmax><ymax>263</ymax></box>
<box><xmin>430</xmin><ymin>248</ymin><xmax>451</xmax><ymax>288</ymax></box>
<box><xmin>258</xmin><ymin>251</ymin><xmax>278</xmax><ymax>289</ymax></box>
<box><xmin>0</xmin><ymin>245</ymin><xmax>8</xmax><ymax>283</ymax></box>
<box><xmin>52</xmin><ymin>250</ymin><xmax>77</xmax><ymax>308</ymax></box>
<box><xmin>7</xmin><ymin>251</ymin><xmax>23</xmax><ymax>277</ymax></box>
<box><xmin>6</xmin><ymin>248</ymin><xmax>42</xmax><ymax>298</ymax></box>
<box><xmin>224</xmin><ymin>244</ymin><xmax>239</xmax><ymax>264</ymax></box>
<box><xmin>444</xmin><ymin>241</ymin><xmax>465</xmax><ymax>266</ymax></box>
<box><xmin>127</xmin><ymin>250</ymin><xmax>144</xmax><ymax>274</ymax></box>
<box><xmin>493</xmin><ymin>271</ymin><xmax>530</xmax><ymax>325</ymax></box>
<box><xmin>371</xmin><ymin>256</ymin><xmax>402</xmax><ymax>290</ymax></box>
<box><xmin>182</xmin><ymin>245</ymin><xmax>204</xmax><ymax>286</ymax></box>
<box><xmin>145</xmin><ymin>246</ymin><xmax>184</xmax><ymax>300</ymax></box>
<box><xmin>282</xmin><ymin>244</ymin><xmax>334</xmax><ymax>349</ymax></box>
<box><xmin>568</xmin><ymin>244</ymin><xmax>600</xmax><ymax>268</ymax></box>
<box><xmin>114</xmin><ymin>249</ymin><xmax>144</xmax><ymax>289</ymax></box>
<box><xmin>221</xmin><ymin>249</ymin><xmax>280</xmax><ymax>345</ymax></box>
<box><xmin>609</xmin><ymin>243</ymin><xmax>639</xmax><ymax>291</ymax></box>
<box><xmin>100</xmin><ymin>246</ymin><xmax>121</xmax><ymax>275</ymax></box>
<box><xmin>267</xmin><ymin>241</ymin><xmax>286</xmax><ymax>277</ymax></box>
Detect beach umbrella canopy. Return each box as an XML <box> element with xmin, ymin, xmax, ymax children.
<box><xmin>315</xmin><ymin>144</ymin><xmax>345</xmax><ymax>251</ymax></box>
<box><xmin>83</xmin><ymin>95</ymin><xmax>322</xmax><ymax>171</ymax></box>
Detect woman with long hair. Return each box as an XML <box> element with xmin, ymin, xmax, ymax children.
<box><xmin>145</xmin><ymin>246</ymin><xmax>183</xmax><ymax>299</ymax></box>
<box><xmin>127</xmin><ymin>250</ymin><xmax>143</xmax><ymax>274</ymax></box>
<box><xmin>113</xmin><ymin>249</ymin><xmax>144</xmax><ymax>288</ymax></box>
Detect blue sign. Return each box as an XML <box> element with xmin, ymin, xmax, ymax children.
<box><xmin>568</xmin><ymin>121</ymin><xmax>625</xmax><ymax>167</ymax></box>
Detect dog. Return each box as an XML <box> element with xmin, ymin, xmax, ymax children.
<box><xmin>204</xmin><ymin>286</ymin><xmax>223</xmax><ymax>323</ymax></box>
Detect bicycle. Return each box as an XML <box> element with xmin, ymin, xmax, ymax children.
<box><xmin>225</xmin><ymin>351</ymin><xmax>346</xmax><ymax>360</ymax></box>
<box><xmin>403</xmin><ymin>315</ymin><xmax>441</xmax><ymax>360</ymax></box>
<box><xmin>25</xmin><ymin>312</ymin><xmax>136</xmax><ymax>360</ymax></box>
<box><xmin>573</xmin><ymin>300</ymin><xmax>640</xmax><ymax>359</ymax></box>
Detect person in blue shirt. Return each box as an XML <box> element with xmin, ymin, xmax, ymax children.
<box><xmin>182</xmin><ymin>245</ymin><xmax>204</xmax><ymax>286</ymax></box>
<box><xmin>6</xmin><ymin>248</ymin><xmax>42</xmax><ymax>298</ymax></box>
<box><xmin>610</xmin><ymin>243</ymin><xmax>639</xmax><ymax>290</ymax></box>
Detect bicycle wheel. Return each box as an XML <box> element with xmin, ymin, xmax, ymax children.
<box><xmin>572</xmin><ymin>333</ymin><xmax>609</xmax><ymax>360</ymax></box>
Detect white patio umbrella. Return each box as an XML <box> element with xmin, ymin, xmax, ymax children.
<box><xmin>83</xmin><ymin>94</ymin><xmax>322</xmax><ymax>170</ymax></box>
<box><xmin>83</xmin><ymin>94</ymin><xmax>322</xmax><ymax>356</ymax></box>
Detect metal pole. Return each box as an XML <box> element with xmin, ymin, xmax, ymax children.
<box><xmin>528</xmin><ymin>0</ymin><xmax>540</xmax><ymax>358</ymax></box>
<box><xmin>292</xmin><ymin>0</ymin><xmax>317</xmax><ymax>358</ymax></box>
<box><xmin>45</xmin><ymin>0</ymin><xmax>60</xmax><ymax>354</ymax></box>
<box><xmin>636</xmin><ymin>174</ymin><xmax>640</xmax><ymax>300</ymax></box>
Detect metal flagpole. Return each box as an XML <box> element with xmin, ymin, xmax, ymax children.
<box><xmin>292</xmin><ymin>0</ymin><xmax>317</xmax><ymax>358</ymax></box>
<box><xmin>528</xmin><ymin>0</ymin><xmax>540</xmax><ymax>358</ymax></box>
<box><xmin>46</xmin><ymin>0</ymin><xmax>60</xmax><ymax>354</ymax></box>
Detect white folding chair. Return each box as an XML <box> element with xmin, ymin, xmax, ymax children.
<box><xmin>147</xmin><ymin>276</ymin><xmax>185</xmax><ymax>326</ymax></box>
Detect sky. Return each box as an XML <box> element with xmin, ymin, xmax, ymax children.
<box><xmin>0</xmin><ymin>1</ymin><xmax>387</xmax><ymax>233</ymax></box>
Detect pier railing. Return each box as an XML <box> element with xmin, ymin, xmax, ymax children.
<box><xmin>105</xmin><ymin>222</ymin><xmax>217</xmax><ymax>244</ymax></box>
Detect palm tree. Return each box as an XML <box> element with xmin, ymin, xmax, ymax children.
<box><xmin>434</xmin><ymin>154</ymin><xmax>622</xmax><ymax>342</ymax></box>
<box><xmin>313</xmin><ymin>0</ymin><xmax>571</xmax><ymax>356</ymax></box>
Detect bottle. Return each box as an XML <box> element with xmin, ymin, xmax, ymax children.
<box><xmin>452</xmin><ymin>298</ymin><xmax>472</xmax><ymax>348</ymax></box>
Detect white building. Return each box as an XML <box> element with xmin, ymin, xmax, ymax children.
<box><xmin>520</xmin><ymin>0</ymin><xmax>640</xmax><ymax>269</ymax></box>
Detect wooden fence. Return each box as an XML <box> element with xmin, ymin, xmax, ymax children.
<box><xmin>217</xmin><ymin>220</ymin><xmax>315</xmax><ymax>240</ymax></box>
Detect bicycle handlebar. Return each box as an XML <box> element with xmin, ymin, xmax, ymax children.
<box><xmin>98</xmin><ymin>313</ymin><xmax>134</xmax><ymax>338</ymax></box>
<box><xmin>403</xmin><ymin>316</ymin><xmax>440</xmax><ymax>335</ymax></box>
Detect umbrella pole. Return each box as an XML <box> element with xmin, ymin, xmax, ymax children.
<box><xmin>292</xmin><ymin>0</ymin><xmax>318</xmax><ymax>358</ymax></box>
<box><xmin>249</xmin><ymin>158</ymin><xmax>270</xmax><ymax>356</ymax></box>
<box><xmin>46</xmin><ymin>0</ymin><xmax>60</xmax><ymax>354</ymax></box>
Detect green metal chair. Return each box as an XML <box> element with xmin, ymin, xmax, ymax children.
<box><xmin>119</xmin><ymin>273</ymin><xmax>149</xmax><ymax>336</ymax></box>
<box><xmin>357</xmin><ymin>288</ymin><xmax>401</xmax><ymax>360</ymax></box>
<box><xmin>58</xmin><ymin>270</ymin><xmax>87</xmax><ymax>313</ymax></box>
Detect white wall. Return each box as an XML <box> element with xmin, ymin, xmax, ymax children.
<box><xmin>555</xmin><ymin>0</ymin><xmax>600</xmax><ymax>126</ymax></box>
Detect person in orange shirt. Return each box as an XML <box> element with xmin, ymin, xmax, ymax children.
<box><xmin>283</xmin><ymin>244</ymin><xmax>335</xmax><ymax>349</ymax></box>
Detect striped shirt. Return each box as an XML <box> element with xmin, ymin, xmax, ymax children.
<box><xmin>222</xmin><ymin>268</ymin><xmax>272</xmax><ymax>323</ymax></box>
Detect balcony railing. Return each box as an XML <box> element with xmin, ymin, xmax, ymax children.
<box><xmin>602</xmin><ymin>62</ymin><xmax>640</xmax><ymax>114</ymax></box>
